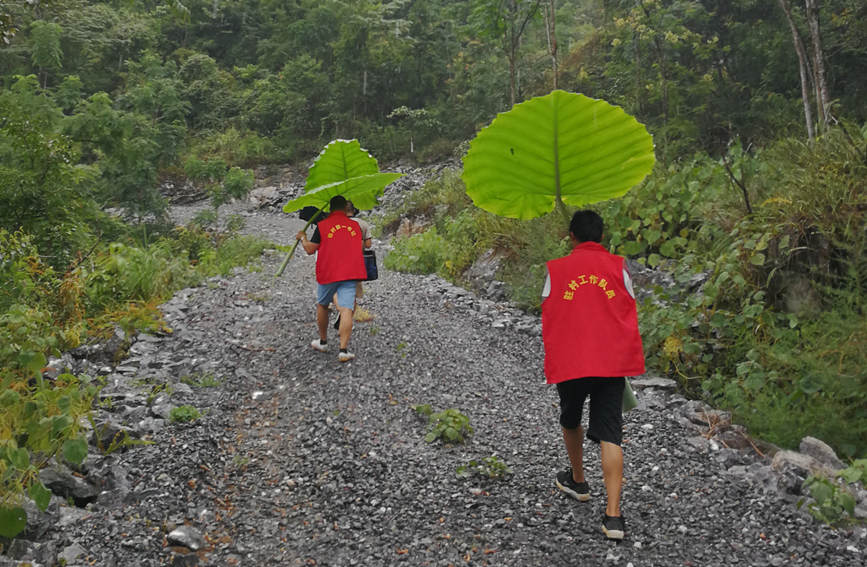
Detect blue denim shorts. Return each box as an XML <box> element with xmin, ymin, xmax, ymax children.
<box><xmin>316</xmin><ymin>280</ymin><xmax>357</xmax><ymax>309</ymax></box>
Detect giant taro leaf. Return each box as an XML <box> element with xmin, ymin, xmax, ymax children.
<box><xmin>283</xmin><ymin>173</ymin><xmax>403</xmax><ymax>214</ymax></box>
<box><xmin>304</xmin><ymin>139</ymin><xmax>379</xmax><ymax>193</ymax></box>
<box><xmin>462</xmin><ymin>90</ymin><xmax>655</xmax><ymax>220</ymax></box>
<box><xmin>283</xmin><ymin>139</ymin><xmax>403</xmax><ymax>213</ymax></box>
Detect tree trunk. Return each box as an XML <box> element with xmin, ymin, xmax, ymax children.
<box><xmin>503</xmin><ymin>0</ymin><xmax>541</xmax><ymax>106</ymax></box>
<box><xmin>544</xmin><ymin>0</ymin><xmax>558</xmax><ymax>90</ymax></box>
<box><xmin>778</xmin><ymin>0</ymin><xmax>815</xmax><ymax>141</ymax></box>
<box><xmin>804</xmin><ymin>0</ymin><xmax>831</xmax><ymax>130</ymax></box>
<box><xmin>508</xmin><ymin>52</ymin><xmax>517</xmax><ymax>107</ymax></box>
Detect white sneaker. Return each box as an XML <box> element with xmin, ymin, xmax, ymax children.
<box><xmin>311</xmin><ymin>339</ymin><xmax>328</xmax><ymax>352</ymax></box>
<box><xmin>338</xmin><ymin>351</ymin><xmax>355</xmax><ymax>363</ymax></box>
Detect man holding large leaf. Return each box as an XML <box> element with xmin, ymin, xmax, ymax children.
<box><xmin>296</xmin><ymin>195</ymin><xmax>369</xmax><ymax>362</ymax></box>
<box><xmin>544</xmin><ymin>210</ymin><xmax>645</xmax><ymax>541</ymax></box>
<box><xmin>461</xmin><ymin>90</ymin><xmax>655</xmax><ymax>542</ymax></box>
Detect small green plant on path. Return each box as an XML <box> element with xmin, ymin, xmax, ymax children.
<box><xmin>457</xmin><ymin>456</ymin><xmax>512</xmax><ymax>480</ymax></box>
<box><xmin>413</xmin><ymin>405</ymin><xmax>473</xmax><ymax>444</ymax></box>
<box><xmin>169</xmin><ymin>405</ymin><xmax>202</xmax><ymax>423</ymax></box>
<box><xmin>180</xmin><ymin>372</ymin><xmax>221</xmax><ymax>388</ymax></box>
<box><xmin>801</xmin><ymin>460</ymin><xmax>867</xmax><ymax>526</ymax></box>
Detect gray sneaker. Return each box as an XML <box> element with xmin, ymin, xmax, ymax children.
<box><xmin>311</xmin><ymin>339</ymin><xmax>328</xmax><ymax>352</ymax></box>
<box><xmin>338</xmin><ymin>350</ymin><xmax>355</xmax><ymax>363</ymax></box>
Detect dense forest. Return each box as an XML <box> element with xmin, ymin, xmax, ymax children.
<box><xmin>1</xmin><ymin>0</ymin><xmax>866</xmax><ymax>532</ymax></box>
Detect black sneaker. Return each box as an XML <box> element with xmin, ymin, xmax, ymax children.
<box><xmin>555</xmin><ymin>469</ymin><xmax>590</xmax><ymax>502</ymax></box>
<box><xmin>602</xmin><ymin>514</ymin><xmax>625</xmax><ymax>540</ymax></box>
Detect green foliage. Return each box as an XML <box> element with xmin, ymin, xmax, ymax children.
<box><xmin>188</xmin><ymin>127</ymin><xmax>276</xmax><ymax>167</ymax></box>
<box><xmin>801</xmin><ymin>474</ymin><xmax>858</xmax><ymax>526</ymax></box>
<box><xmin>63</xmin><ymin>91</ymin><xmax>168</xmax><ymax>219</ymax></box>
<box><xmin>0</xmin><ymin>76</ymin><xmax>101</xmax><ymax>268</ymax></box>
<box><xmin>183</xmin><ymin>157</ymin><xmax>255</xmax><ymax>212</ymax></box>
<box><xmin>384</xmin><ymin>228</ymin><xmax>447</xmax><ymax>275</ymax></box>
<box><xmin>169</xmin><ymin>405</ymin><xmax>202</xmax><ymax>424</ymax></box>
<box><xmin>0</xmin><ymin>373</ymin><xmax>96</xmax><ymax>539</ymax></box>
<box><xmin>415</xmin><ymin>407</ymin><xmax>473</xmax><ymax>444</ymax></box>
<box><xmin>29</xmin><ymin>20</ymin><xmax>63</xmax><ymax>83</ymax></box>
<box><xmin>180</xmin><ymin>372</ymin><xmax>222</xmax><ymax>388</ymax></box>
<box><xmin>84</xmin><ymin>241</ymin><xmax>199</xmax><ymax>311</ymax></box>
<box><xmin>0</xmin><ymin>506</ymin><xmax>27</xmax><ymax>539</ymax></box>
<box><xmin>456</xmin><ymin>456</ymin><xmax>511</xmax><ymax>480</ymax></box>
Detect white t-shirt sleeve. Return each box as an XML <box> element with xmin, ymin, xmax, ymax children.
<box><xmin>542</xmin><ymin>270</ymin><xmax>551</xmax><ymax>299</ymax></box>
<box><xmin>623</xmin><ymin>267</ymin><xmax>635</xmax><ymax>299</ymax></box>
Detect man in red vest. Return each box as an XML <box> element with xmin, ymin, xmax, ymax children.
<box><xmin>542</xmin><ymin>210</ymin><xmax>645</xmax><ymax>540</ymax></box>
<box><xmin>296</xmin><ymin>195</ymin><xmax>370</xmax><ymax>362</ymax></box>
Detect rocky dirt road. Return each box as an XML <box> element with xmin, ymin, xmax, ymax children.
<box><xmin>14</xmin><ymin>200</ymin><xmax>866</xmax><ymax>567</ymax></box>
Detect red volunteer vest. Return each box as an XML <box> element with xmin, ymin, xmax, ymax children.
<box><xmin>315</xmin><ymin>211</ymin><xmax>367</xmax><ymax>284</ymax></box>
<box><xmin>542</xmin><ymin>242</ymin><xmax>645</xmax><ymax>384</ymax></box>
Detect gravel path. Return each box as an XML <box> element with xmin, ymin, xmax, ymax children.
<box><xmin>32</xmin><ymin>202</ymin><xmax>867</xmax><ymax>567</ymax></box>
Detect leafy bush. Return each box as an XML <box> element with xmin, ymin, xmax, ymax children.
<box><xmin>413</xmin><ymin>405</ymin><xmax>473</xmax><ymax>444</ymax></box>
<box><xmin>188</xmin><ymin>127</ymin><xmax>278</xmax><ymax>167</ymax></box>
<box><xmin>169</xmin><ymin>405</ymin><xmax>202</xmax><ymax>423</ymax></box>
<box><xmin>0</xmin><ymin>370</ymin><xmax>95</xmax><ymax>539</ymax></box>
<box><xmin>457</xmin><ymin>456</ymin><xmax>512</xmax><ymax>480</ymax></box>
<box><xmin>800</xmin><ymin>460</ymin><xmax>867</xmax><ymax>526</ymax></box>
<box><xmin>384</xmin><ymin>228</ymin><xmax>447</xmax><ymax>275</ymax></box>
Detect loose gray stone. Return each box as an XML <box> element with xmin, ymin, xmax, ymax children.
<box><xmin>799</xmin><ymin>436</ymin><xmax>845</xmax><ymax>471</ymax></box>
<box><xmin>631</xmin><ymin>377</ymin><xmax>677</xmax><ymax>390</ymax></box>
<box><xmin>58</xmin><ymin>542</ymin><xmax>88</xmax><ymax>564</ymax></box>
<box><xmin>167</xmin><ymin>525</ymin><xmax>205</xmax><ymax>551</ymax></box>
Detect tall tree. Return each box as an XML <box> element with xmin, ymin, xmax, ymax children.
<box><xmin>29</xmin><ymin>20</ymin><xmax>62</xmax><ymax>88</ymax></box>
<box><xmin>779</xmin><ymin>0</ymin><xmax>816</xmax><ymax>140</ymax></box>
<box><xmin>543</xmin><ymin>0</ymin><xmax>558</xmax><ymax>89</ymax></box>
<box><xmin>804</xmin><ymin>0</ymin><xmax>831</xmax><ymax>131</ymax></box>
<box><xmin>471</xmin><ymin>0</ymin><xmax>543</xmax><ymax>106</ymax></box>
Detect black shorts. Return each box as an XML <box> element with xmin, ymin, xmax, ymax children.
<box><xmin>556</xmin><ymin>377</ymin><xmax>625</xmax><ymax>446</ymax></box>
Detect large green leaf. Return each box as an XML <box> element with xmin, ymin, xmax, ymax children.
<box><xmin>0</xmin><ymin>506</ymin><xmax>27</xmax><ymax>538</ymax></box>
<box><xmin>462</xmin><ymin>90</ymin><xmax>655</xmax><ymax>220</ymax></box>
<box><xmin>303</xmin><ymin>139</ymin><xmax>380</xmax><ymax>192</ymax></box>
<box><xmin>283</xmin><ymin>173</ymin><xmax>403</xmax><ymax>213</ymax></box>
<box><xmin>283</xmin><ymin>139</ymin><xmax>403</xmax><ymax>213</ymax></box>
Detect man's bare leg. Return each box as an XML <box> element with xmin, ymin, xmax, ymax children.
<box><xmin>336</xmin><ymin>306</ymin><xmax>354</xmax><ymax>349</ymax></box>
<box><xmin>316</xmin><ymin>304</ymin><xmax>329</xmax><ymax>342</ymax></box>
<box><xmin>600</xmin><ymin>441</ymin><xmax>623</xmax><ymax>517</ymax></box>
<box><xmin>562</xmin><ymin>426</ymin><xmax>586</xmax><ymax>483</ymax></box>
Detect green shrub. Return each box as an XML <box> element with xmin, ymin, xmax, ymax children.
<box><xmin>211</xmin><ymin>234</ymin><xmax>270</xmax><ymax>276</ymax></box>
<box><xmin>169</xmin><ymin>405</ymin><xmax>202</xmax><ymax>423</ymax></box>
<box><xmin>800</xmin><ymin>461</ymin><xmax>866</xmax><ymax>526</ymax></box>
<box><xmin>414</xmin><ymin>406</ymin><xmax>473</xmax><ymax>444</ymax></box>
<box><xmin>188</xmin><ymin>127</ymin><xmax>278</xmax><ymax>167</ymax></box>
<box><xmin>0</xmin><ymin>371</ymin><xmax>95</xmax><ymax>539</ymax></box>
<box><xmin>384</xmin><ymin>228</ymin><xmax>447</xmax><ymax>275</ymax></box>
<box><xmin>457</xmin><ymin>456</ymin><xmax>512</xmax><ymax>479</ymax></box>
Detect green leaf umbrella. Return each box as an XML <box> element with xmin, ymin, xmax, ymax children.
<box><xmin>462</xmin><ymin>90</ymin><xmax>655</xmax><ymax>220</ymax></box>
<box><xmin>275</xmin><ymin>139</ymin><xmax>403</xmax><ymax>276</ymax></box>
<box><xmin>282</xmin><ymin>172</ymin><xmax>403</xmax><ymax>215</ymax></box>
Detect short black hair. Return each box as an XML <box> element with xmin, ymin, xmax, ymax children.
<box><xmin>569</xmin><ymin>210</ymin><xmax>603</xmax><ymax>243</ymax></box>
<box><xmin>329</xmin><ymin>195</ymin><xmax>347</xmax><ymax>212</ymax></box>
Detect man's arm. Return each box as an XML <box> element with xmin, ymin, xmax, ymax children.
<box><xmin>363</xmin><ymin>237</ymin><xmax>372</xmax><ymax>249</ymax></box>
<box><xmin>296</xmin><ymin>230</ymin><xmax>320</xmax><ymax>255</ymax></box>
